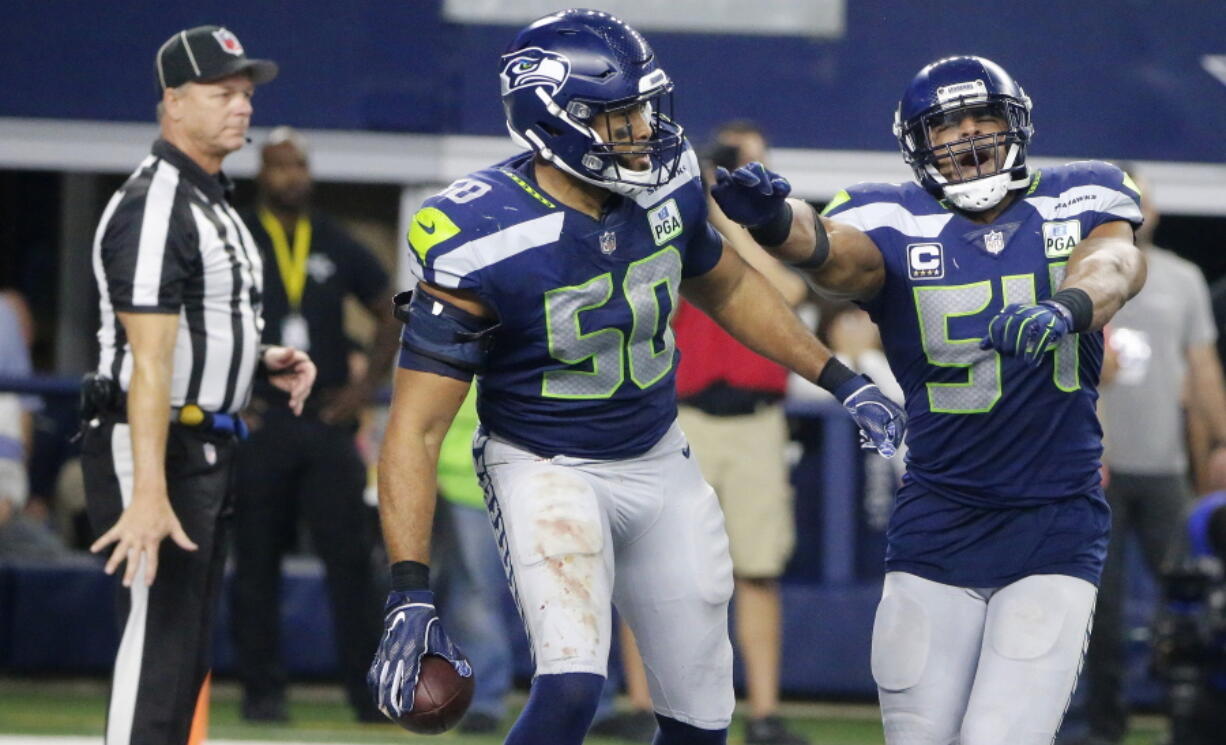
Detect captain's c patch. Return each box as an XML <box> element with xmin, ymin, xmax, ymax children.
<box><xmin>907</xmin><ymin>243</ymin><xmax>945</xmax><ymax>281</ymax></box>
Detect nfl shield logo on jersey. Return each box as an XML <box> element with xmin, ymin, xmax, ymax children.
<box><xmin>600</xmin><ymin>230</ymin><xmax>617</xmax><ymax>254</ymax></box>
<box><xmin>983</xmin><ymin>230</ymin><xmax>1005</xmax><ymax>255</ymax></box>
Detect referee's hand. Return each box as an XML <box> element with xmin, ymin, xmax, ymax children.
<box><xmin>262</xmin><ymin>346</ymin><xmax>317</xmax><ymax>415</ymax></box>
<box><xmin>90</xmin><ymin>496</ymin><xmax>197</xmax><ymax>587</ymax></box>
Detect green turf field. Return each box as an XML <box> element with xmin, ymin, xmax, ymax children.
<box><xmin>0</xmin><ymin>677</ymin><xmax>1166</xmax><ymax>744</ymax></box>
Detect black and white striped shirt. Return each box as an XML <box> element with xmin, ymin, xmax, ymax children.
<box><xmin>92</xmin><ymin>139</ymin><xmax>264</xmax><ymax>414</ymax></box>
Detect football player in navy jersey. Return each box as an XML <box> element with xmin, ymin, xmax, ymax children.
<box><xmin>713</xmin><ymin>56</ymin><xmax>1146</xmax><ymax>745</ymax></box>
<box><xmin>366</xmin><ymin>9</ymin><xmax>905</xmax><ymax>745</ymax></box>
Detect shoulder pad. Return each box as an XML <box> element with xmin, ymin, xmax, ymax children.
<box><xmin>821</xmin><ymin>182</ymin><xmax>914</xmax><ymax>217</ymax></box>
<box><xmin>822</xmin><ymin>182</ymin><xmax>951</xmax><ymax>238</ymax></box>
<box><xmin>1026</xmin><ymin>161</ymin><xmax>1142</xmax><ymax>224</ymax></box>
<box><xmin>406</xmin><ymin>170</ymin><xmax>565</xmax><ymax>289</ymax></box>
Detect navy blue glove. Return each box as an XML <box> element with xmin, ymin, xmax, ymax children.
<box><xmin>979</xmin><ymin>301</ymin><xmax>1073</xmax><ymax>367</ymax></box>
<box><xmin>832</xmin><ymin>375</ymin><xmax>906</xmax><ymax>458</ymax></box>
<box><xmin>710</xmin><ymin>162</ymin><xmax>792</xmax><ymax>227</ymax></box>
<box><xmin>367</xmin><ymin>590</ymin><xmax>472</xmax><ymax>720</ymax></box>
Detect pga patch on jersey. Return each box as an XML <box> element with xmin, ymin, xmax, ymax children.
<box><xmin>647</xmin><ymin>198</ymin><xmax>683</xmax><ymax>247</ymax></box>
<box><xmin>1043</xmin><ymin>220</ymin><xmax>1081</xmax><ymax>258</ymax></box>
<box><xmin>907</xmin><ymin>242</ymin><xmax>945</xmax><ymax>280</ymax></box>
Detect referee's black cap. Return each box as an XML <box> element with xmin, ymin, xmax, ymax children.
<box><xmin>156</xmin><ymin>26</ymin><xmax>278</xmax><ymax>92</ymax></box>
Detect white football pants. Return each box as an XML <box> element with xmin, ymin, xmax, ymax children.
<box><xmin>872</xmin><ymin>571</ymin><xmax>1097</xmax><ymax>745</ymax></box>
<box><xmin>473</xmin><ymin>422</ymin><xmax>736</xmax><ymax>729</ymax></box>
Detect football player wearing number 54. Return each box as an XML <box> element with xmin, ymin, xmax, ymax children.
<box><xmin>367</xmin><ymin>8</ymin><xmax>904</xmax><ymax>745</ymax></box>
<box><xmin>712</xmin><ymin>56</ymin><xmax>1146</xmax><ymax>745</ymax></box>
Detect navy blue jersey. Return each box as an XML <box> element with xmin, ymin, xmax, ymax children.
<box><xmin>407</xmin><ymin>145</ymin><xmax>723</xmax><ymax>459</ymax></box>
<box><xmin>824</xmin><ymin>161</ymin><xmax>1142</xmax><ymax>585</ymax></box>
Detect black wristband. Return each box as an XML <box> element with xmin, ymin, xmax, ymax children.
<box><xmin>747</xmin><ymin>200</ymin><xmax>794</xmax><ymax>248</ymax></box>
<box><xmin>1048</xmin><ymin>288</ymin><xmax>1094</xmax><ymax>332</ymax></box>
<box><xmin>390</xmin><ymin>560</ymin><xmax>430</xmax><ymax>591</ymax></box>
<box><xmin>790</xmin><ymin>204</ymin><xmax>831</xmax><ymax>269</ymax></box>
<box><xmin>817</xmin><ymin>357</ymin><xmax>858</xmax><ymax>395</ymax></box>
<box><xmin>255</xmin><ymin>344</ymin><xmax>273</xmax><ymax>381</ymax></box>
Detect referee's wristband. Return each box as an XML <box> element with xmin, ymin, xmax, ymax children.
<box><xmin>1047</xmin><ymin>288</ymin><xmax>1094</xmax><ymax>333</ymax></box>
<box><xmin>255</xmin><ymin>344</ymin><xmax>274</xmax><ymax>381</ymax></box>
<box><xmin>390</xmin><ymin>560</ymin><xmax>430</xmax><ymax>591</ymax></box>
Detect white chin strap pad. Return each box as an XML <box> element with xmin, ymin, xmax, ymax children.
<box><xmin>944</xmin><ymin>173</ymin><xmax>1011</xmax><ymax>212</ymax></box>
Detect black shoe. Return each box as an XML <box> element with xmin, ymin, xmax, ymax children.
<box><xmin>589</xmin><ymin>709</ymin><xmax>657</xmax><ymax>742</ymax></box>
<box><xmin>241</xmin><ymin>694</ymin><xmax>288</xmax><ymax>723</ymax></box>
<box><xmin>745</xmin><ymin>715</ymin><xmax>809</xmax><ymax>745</ymax></box>
<box><xmin>458</xmin><ymin>711</ymin><xmax>502</xmax><ymax>734</ymax></box>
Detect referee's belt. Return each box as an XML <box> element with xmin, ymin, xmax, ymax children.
<box><xmin>79</xmin><ymin>373</ymin><xmax>249</xmax><ymax>440</ymax></box>
<box><xmin>174</xmin><ymin>404</ymin><xmax>250</xmax><ymax>440</ymax></box>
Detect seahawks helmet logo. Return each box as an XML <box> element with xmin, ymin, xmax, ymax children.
<box><xmin>500</xmin><ymin>47</ymin><xmax>571</xmax><ymax>96</ymax></box>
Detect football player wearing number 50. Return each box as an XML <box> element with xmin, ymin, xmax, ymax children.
<box><xmin>712</xmin><ymin>56</ymin><xmax>1146</xmax><ymax>745</ymax></box>
<box><xmin>368</xmin><ymin>8</ymin><xmax>904</xmax><ymax>745</ymax></box>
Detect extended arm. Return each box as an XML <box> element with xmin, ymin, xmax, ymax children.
<box><xmin>682</xmin><ymin>241</ymin><xmax>831</xmax><ymax>381</ymax></box>
<box><xmin>90</xmin><ymin>311</ymin><xmax>197</xmax><ymax>586</ymax></box>
<box><xmin>981</xmin><ymin>221</ymin><xmax>1146</xmax><ymax>366</ymax></box>
<box><xmin>709</xmin><ymin>163</ymin><xmax>885</xmax><ymax>302</ymax></box>
<box><xmin>682</xmin><ymin>240</ymin><xmax>904</xmax><ymax>456</ymax></box>
<box><xmin>1056</xmin><ymin>220</ymin><xmax>1147</xmax><ymax>331</ymax></box>
<box><xmin>706</xmin><ymin>197</ymin><xmax>807</xmax><ymax>307</ymax></box>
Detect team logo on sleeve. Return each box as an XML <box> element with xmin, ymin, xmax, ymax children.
<box><xmin>1042</xmin><ymin>220</ymin><xmax>1081</xmax><ymax>258</ymax></box>
<box><xmin>500</xmin><ymin>48</ymin><xmax>571</xmax><ymax>96</ymax></box>
<box><xmin>647</xmin><ymin>199</ymin><xmax>683</xmax><ymax>246</ymax></box>
<box><xmin>907</xmin><ymin>243</ymin><xmax>944</xmax><ymax>280</ymax></box>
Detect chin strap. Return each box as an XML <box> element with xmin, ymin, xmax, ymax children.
<box><xmin>930</xmin><ymin>139</ymin><xmax>1028</xmax><ymax>212</ymax></box>
<box><xmin>944</xmin><ymin>173</ymin><xmax>1012</xmax><ymax>212</ymax></box>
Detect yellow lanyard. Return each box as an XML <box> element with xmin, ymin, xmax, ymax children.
<box><xmin>259</xmin><ymin>208</ymin><xmax>312</xmax><ymax>311</ymax></box>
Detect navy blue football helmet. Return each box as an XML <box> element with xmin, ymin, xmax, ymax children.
<box><xmin>500</xmin><ymin>9</ymin><xmax>684</xmax><ymax>196</ymax></box>
<box><xmin>893</xmin><ymin>56</ymin><xmax>1033</xmax><ymax>211</ymax></box>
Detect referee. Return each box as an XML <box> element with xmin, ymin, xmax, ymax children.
<box><xmin>81</xmin><ymin>26</ymin><xmax>316</xmax><ymax>745</ymax></box>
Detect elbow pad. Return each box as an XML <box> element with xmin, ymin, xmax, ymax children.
<box><xmin>394</xmin><ymin>289</ymin><xmax>499</xmax><ymax>376</ymax></box>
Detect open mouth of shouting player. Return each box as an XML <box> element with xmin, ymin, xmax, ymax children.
<box><xmin>925</xmin><ymin>104</ymin><xmax>1011</xmax><ymax>183</ymax></box>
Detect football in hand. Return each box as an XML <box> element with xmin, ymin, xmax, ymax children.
<box><xmin>394</xmin><ymin>655</ymin><xmax>475</xmax><ymax>734</ymax></box>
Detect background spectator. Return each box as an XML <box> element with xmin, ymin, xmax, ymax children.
<box><xmin>674</xmin><ymin>120</ymin><xmax>811</xmax><ymax>745</ymax></box>
<box><xmin>1072</xmin><ymin>168</ymin><xmax>1226</xmax><ymax>745</ymax></box>
<box><xmin>0</xmin><ymin>288</ymin><xmax>71</xmax><ymax>560</ymax></box>
<box><xmin>231</xmin><ymin>127</ymin><xmax>397</xmax><ymax>723</ymax></box>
